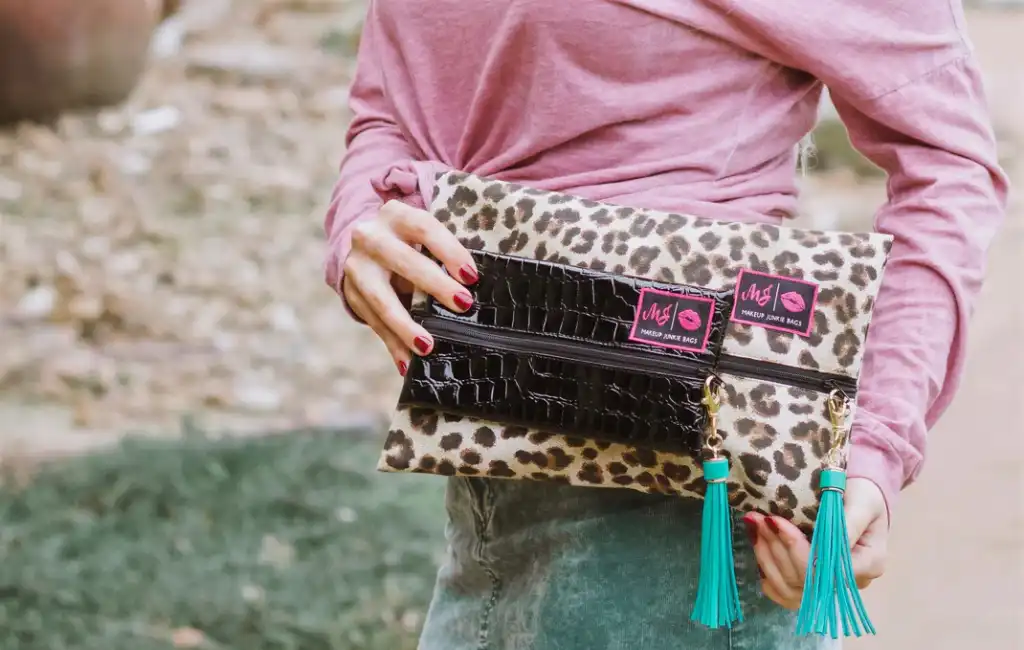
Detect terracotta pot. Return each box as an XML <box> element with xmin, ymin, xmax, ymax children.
<box><xmin>0</xmin><ymin>0</ymin><xmax>161</xmax><ymax>125</ymax></box>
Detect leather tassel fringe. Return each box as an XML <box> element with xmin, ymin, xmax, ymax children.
<box><xmin>691</xmin><ymin>377</ymin><xmax>743</xmax><ymax>629</ymax></box>
<box><xmin>691</xmin><ymin>457</ymin><xmax>743</xmax><ymax>629</ymax></box>
<box><xmin>795</xmin><ymin>391</ymin><xmax>876</xmax><ymax>638</ymax></box>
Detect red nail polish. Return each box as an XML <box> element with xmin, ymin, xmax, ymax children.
<box><xmin>398</xmin><ymin>360</ymin><xmax>408</xmax><ymax>376</ymax></box>
<box><xmin>765</xmin><ymin>517</ymin><xmax>780</xmax><ymax>533</ymax></box>
<box><xmin>459</xmin><ymin>265</ymin><xmax>479</xmax><ymax>284</ymax></box>
<box><xmin>414</xmin><ymin>336</ymin><xmax>432</xmax><ymax>355</ymax></box>
<box><xmin>454</xmin><ymin>292</ymin><xmax>474</xmax><ymax>311</ymax></box>
<box><xmin>743</xmin><ymin>517</ymin><xmax>758</xmax><ymax>545</ymax></box>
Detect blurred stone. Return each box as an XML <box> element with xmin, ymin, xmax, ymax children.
<box><xmin>0</xmin><ymin>0</ymin><xmax>160</xmax><ymax>126</ymax></box>
<box><xmin>0</xmin><ymin>174</ymin><xmax>22</xmax><ymax>201</ymax></box>
<box><xmin>171</xmin><ymin>627</ymin><xmax>206</xmax><ymax>649</ymax></box>
<box><xmin>14</xmin><ymin>285</ymin><xmax>56</xmax><ymax>321</ymax></box>
<box><xmin>258</xmin><ymin>534</ymin><xmax>295</xmax><ymax>569</ymax></box>
<box><xmin>240</xmin><ymin>584</ymin><xmax>266</xmax><ymax>603</ymax></box>
<box><xmin>186</xmin><ymin>42</ymin><xmax>319</xmax><ymax>83</ymax></box>
<box><xmin>335</xmin><ymin>506</ymin><xmax>357</xmax><ymax>523</ymax></box>
<box><xmin>267</xmin><ymin>303</ymin><xmax>300</xmax><ymax>333</ymax></box>
<box><xmin>233</xmin><ymin>381</ymin><xmax>284</xmax><ymax>412</ymax></box>
<box><xmin>132</xmin><ymin>105</ymin><xmax>183</xmax><ymax>136</ymax></box>
<box><xmin>149</xmin><ymin>16</ymin><xmax>187</xmax><ymax>59</ymax></box>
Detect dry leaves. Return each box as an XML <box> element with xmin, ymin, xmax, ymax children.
<box><xmin>0</xmin><ymin>0</ymin><xmax>397</xmax><ymax>441</ymax></box>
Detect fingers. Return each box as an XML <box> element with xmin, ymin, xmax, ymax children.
<box><xmin>344</xmin><ymin>277</ymin><xmax>412</xmax><ymax>374</ymax></box>
<box><xmin>844</xmin><ymin>478</ymin><xmax>889</xmax><ymax>589</ymax></box>
<box><xmin>761</xmin><ymin>577</ymin><xmax>795</xmax><ymax>611</ymax></box>
<box><xmin>767</xmin><ymin>520</ymin><xmax>808</xmax><ymax>591</ymax></box>
<box><xmin>849</xmin><ymin>518</ymin><xmax>887</xmax><ymax>589</ymax></box>
<box><xmin>340</xmin><ymin>201</ymin><xmax>481</xmax><ymax>362</ymax></box>
<box><xmin>344</xmin><ymin>255</ymin><xmax>435</xmax><ymax>356</ymax></box>
<box><xmin>384</xmin><ymin>200</ymin><xmax>478</xmax><ymax>283</ymax></box>
<box><xmin>744</xmin><ymin>513</ymin><xmax>816</xmax><ymax>610</ymax></box>
<box><xmin>768</xmin><ymin>515</ymin><xmax>812</xmax><ymax>574</ymax></box>
<box><xmin>845</xmin><ymin>477</ymin><xmax>888</xmax><ymax>545</ymax></box>
<box><xmin>352</xmin><ymin>216</ymin><xmax>474</xmax><ymax>314</ymax></box>
<box><xmin>745</xmin><ymin>513</ymin><xmax>804</xmax><ymax>609</ymax></box>
<box><xmin>744</xmin><ymin>487</ymin><xmax>890</xmax><ymax>610</ymax></box>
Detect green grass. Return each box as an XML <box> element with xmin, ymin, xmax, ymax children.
<box><xmin>0</xmin><ymin>429</ymin><xmax>447</xmax><ymax>650</ymax></box>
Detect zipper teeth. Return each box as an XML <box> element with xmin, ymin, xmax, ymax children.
<box><xmin>421</xmin><ymin>317</ymin><xmax>708</xmax><ymax>378</ymax></box>
<box><xmin>421</xmin><ymin>317</ymin><xmax>857</xmax><ymax>395</ymax></box>
<box><xmin>717</xmin><ymin>356</ymin><xmax>857</xmax><ymax>395</ymax></box>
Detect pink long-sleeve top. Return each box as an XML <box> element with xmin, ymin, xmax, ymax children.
<box><xmin>324</xmin><ymin>0</ymin><xmax>1009</xmax><ymax>517</ymax></box>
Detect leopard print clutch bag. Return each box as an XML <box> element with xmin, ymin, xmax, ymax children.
<box><xmin>380</xmin><ymin>171</ymin><xmax>893</xmax><ymax>533</ymax></box>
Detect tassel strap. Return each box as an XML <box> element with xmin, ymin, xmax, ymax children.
<box><xmin>795</xmin><ymin>391</ymin><xmax>876</xmax><ymax>638</ymax></box>
<box><xmin>691</xmin><ymin>377</ymin><xmax>743</xmax><ymax>629</ymax></box>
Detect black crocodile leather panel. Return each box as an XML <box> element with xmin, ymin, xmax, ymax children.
<box><xmin>418</xmin><ymin>250</ymin><xmax>734</xmax><ymax>365</ymax></box>
<box><xmin>398</xmin><ymin>337</ymin><xmax>708</xmax><ymax>454</ymax></box>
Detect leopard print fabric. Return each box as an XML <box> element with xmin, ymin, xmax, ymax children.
<box><xmin>384</xmin><ymin>374</ymin><xmax>847</xmax><ymax>531</ymax></box>
<box><xmin>384</xmin><ymin>171</ymin><xmax>892</xmax><ymax>525</ymax></box>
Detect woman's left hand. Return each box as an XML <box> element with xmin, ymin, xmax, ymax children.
<box><xmin>742</xmin><ymin>477</ymin><xmax>889</xmax><ymax>609</ymax></box>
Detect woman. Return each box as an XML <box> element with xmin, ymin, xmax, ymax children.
<box><xmin>325</xmin><ymin>0</ymin><xmax>1008</xmax><ymax>647</ymax></box>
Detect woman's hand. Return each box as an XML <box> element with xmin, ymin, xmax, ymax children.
<box><xmin>340</xmin><ymin>200</ymin><xmax>478</xmax><ymax>375</ymax></box>
<box><xmin>742</xmin><ymin>477</ymin><xmax>889</xmax><ymax>609</ymax></box>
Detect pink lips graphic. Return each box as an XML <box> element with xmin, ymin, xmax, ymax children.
<box><xmin>677</xmin><ymin>309</ymin><xmax>702</xmax><ymax>331</ymax></box>
<box><xmin>780</xmin><ymin>291</ymin><xmax>806</xmax><ymax>313</ymax></box>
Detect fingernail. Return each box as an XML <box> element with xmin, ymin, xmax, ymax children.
<box><xmin>765</xmin><ymin>517</ymin><xmax>780</xmax><ymax>533</ymax></box>
<box><xmin>454</xmin><ymin>291</ymin><xmax>474</xmax><ymax>311</ymax></box>
<box><xmin>742</xmin><ymin>517</ymin><xmax>758</xmax><ymax>545</ymax></box>
<box><xmin>459</xmin><ymin>265</ymin><xmax>479</xmax><ymax>284</ymax></box>
<box><xmin>397</xmin><ymin>360</ymin><xmax>408</xmax><ymax>376</ymax></box>
<box><xmin>414</xmin><ymin>336</ymin><xmax>432</xmax><ymax>355</ymax></box>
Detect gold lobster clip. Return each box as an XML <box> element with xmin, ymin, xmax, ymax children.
<box><xmin>702</xmin><ymin>375</ymin><xmax>724</xmax><ymax>458</ymax></box>
<box><xmin>824</xmin><ymin>389</ymin><xmax>852</xmax><ymax>469</ymax></box>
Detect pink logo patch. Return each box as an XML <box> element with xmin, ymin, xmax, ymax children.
<box><xmin>628</xmin><ymin>288</ymin><xmax>716</xmax><ymax>353</ymax></box>
<box><xmin>730</xmin><ymin>269</ymin><xmax>819</xmax><ymax>337</ymax></box>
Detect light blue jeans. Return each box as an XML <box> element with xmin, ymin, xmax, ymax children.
<box><xmin>419</xmin><ymin>477</ymin><xmax>838</xmax><ymax>650</ymax></box>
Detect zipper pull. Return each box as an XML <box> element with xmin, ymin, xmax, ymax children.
<box><xmin>824</xmin><ymin>389</ymin><xmax>851</xmax><ymax>469</ymax></box>
<box><xmin>692</xmin><ymin>372</ymin><xmax>744</xmax><ymax>628</ymax></box>
<box><xmin>797</xmin><ymin>387</ymin><xmax>877</xmax><ymax>637</ymax></box>
<box><xmin>701</xmin><ymin>374</ymin><xmax>724</xmax><ymax>458</ymax></box>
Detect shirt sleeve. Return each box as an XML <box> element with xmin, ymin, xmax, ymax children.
<box><xmin>323</xmin><ymin>2</ymin><xmax>420</xmax><ymax>308</ymax></box>
<box><xmin>832</xmin><ymin>57</ymin><xmax>1008</xmax><ymax>519</ymax></box>
<box><xmin>716</xmin><ymin>0</ymin><xmax>1010</xmax><ymax>517</ymax></box>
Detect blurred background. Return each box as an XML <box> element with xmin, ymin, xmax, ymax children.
<box><xmin>0</xmin><ymin>1</ymin><xmax>1019</xmax><ymax>648</ymax></box>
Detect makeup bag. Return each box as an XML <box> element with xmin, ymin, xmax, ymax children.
<box><xmin>380</xmin><ymin>171</ymin><xmax>892</xmax><ymax>637</ymax></box>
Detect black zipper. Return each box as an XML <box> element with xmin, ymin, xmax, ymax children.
<box><xmin>717</xmin><ymin>355</ymin><xmax>857</xmax><ymax>396</ymax></box>
<box><xmin>420</xmin><ymin>317</ymin><xmax>857</xmax><ymax>397</ymax></box>
<box><xmin>420</xmin><ymin>317</ymin><xmax>709</xmax><ymax>378</ymax></box>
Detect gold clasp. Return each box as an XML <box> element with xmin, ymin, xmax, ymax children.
<box><xmin>702</xmin><ymin>375</ymin><xmax>724</xmax><ymax>458</ymax></box>
<box><xmin>824</xmin><ymin>389</ymin><xmax>851</xmax><ymax>468</ymax></box>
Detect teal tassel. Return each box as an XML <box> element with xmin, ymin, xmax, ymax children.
<box><xmin>691</xmin><ymin>457</ymin><xmax>743</xmax><ymax>629</ymax></box>
<box><xmin>795</xmin><ymin>468</ymin><xmax>876</xmax><ymax>638</ymax></box>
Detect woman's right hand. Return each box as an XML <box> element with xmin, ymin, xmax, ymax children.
<box><xmin>341</xmin><ymin>200</ymin><xmax>479</xmax><ymax>376</ymax></box>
